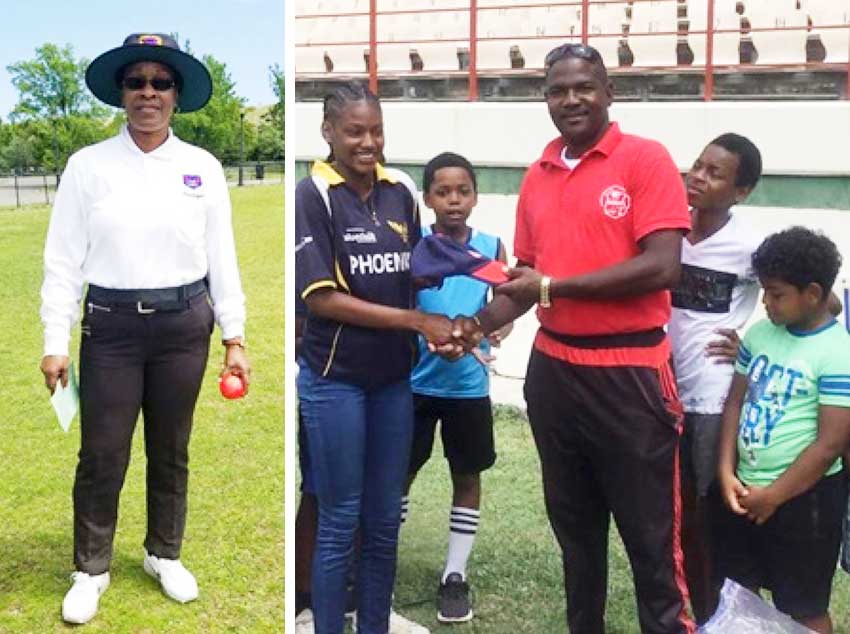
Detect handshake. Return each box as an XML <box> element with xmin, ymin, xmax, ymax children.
<box><xmin>417</xmin><ymin>313</ymin><xmax>513</xmax><ymax>364</ymax></box>
<box><xmin>418</xmin><ymin>313</ymin><xmax>486</xmax><ymax>362</ymax></box>
<box><xmin>415</xmin><ymin>264</ymin><xmax>539</xmax><ymax>361</ymax></box>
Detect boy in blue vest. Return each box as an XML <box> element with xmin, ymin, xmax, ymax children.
<box><xmin>713</xmin><ymin>227</ymin><xmax>850</xmax><ymax>634</ymax></box>
<box><xmin>403</xmin><ymin>152</ymin><xmax>511</xmax><ymax>623</ymax></box>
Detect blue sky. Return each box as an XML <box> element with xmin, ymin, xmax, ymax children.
<box><xmin>0</xmin><ymin>0</ymin><xmax>285</xmax><ymax>120</ymax></box>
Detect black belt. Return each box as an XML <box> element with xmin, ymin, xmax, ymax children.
<box><xmin>86</xmin><ymin>279</ymin><xmax>208</xmax><ymax>314</ymax></box>
<box><xmin>540</xmin><ymin>326</ymin><xmax>665</xmax><ymax>349</ymax></box>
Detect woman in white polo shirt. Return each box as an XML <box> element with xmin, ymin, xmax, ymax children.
<box><xmin>38</xmin><ymin>33</ymin><xmax>249</xmax><ymax>625</ymax></box>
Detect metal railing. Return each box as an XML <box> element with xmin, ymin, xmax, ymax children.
<box><xmin>295</xmin><ymin>0</ymin><xmax>850</xmax><ymax>100</ymax></box>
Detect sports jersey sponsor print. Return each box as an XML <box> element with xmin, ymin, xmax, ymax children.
<box><xmin>343</xmin><ymin>227</ymin><xmax>378</xmax><ymax>244</ymax></box>
<box><xmin>349</xmin><ymin>251</ymin><xmax>411</xmax><ymax>276</ymax></box>
<box><xmin>671</xmin><ymin>264</ymin><xmax>737</xmax><ymax>313</ymax></box>
<box><xmin>739</xmin><ymin>353</ymin><xmax>810</xmax><ymax>464</ymax></box>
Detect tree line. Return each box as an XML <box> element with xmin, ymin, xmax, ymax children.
<box><xmin>1</xmin><ymin>42</ymin><xmax>284</xmax><ymax>173</ymax></box>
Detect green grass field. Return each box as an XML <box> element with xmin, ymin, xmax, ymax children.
<box><xmin>0</xmin><ymin>184</ymin><xmax>284</xmax><ymax>633</ymax></box>
<box><xmin>392</xmin><ymin>406</ymin><xmax>850</xmax><ymax>633</ymax></box>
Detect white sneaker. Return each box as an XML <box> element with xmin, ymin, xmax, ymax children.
<box><xmin>142</xmin><ymin>551</ymin><xmax>199</xmax><ymax>603</ymax></box>
<box><xmin>294</xmin><ymin>608</ymin><xmax>316</xmax><ymax>634</ymax></box>
<box><xmin>352</xmin><ymin>609</ymin><xmax>430</xmax><ymax>634</ymax></box>
<box><xmin>62</xmin><ymin>571</ymin><xmax>110</xmax><ymax>624</ymax></box>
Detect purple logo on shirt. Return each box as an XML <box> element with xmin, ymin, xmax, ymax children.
<box><xmin>183</xmin><ymin>174</ymin><xmax>202</xmax><ymax>189</ymax></box>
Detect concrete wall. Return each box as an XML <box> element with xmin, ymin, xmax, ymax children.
<box><xmin>295</xmin><ymin>100</ymin><xmax>850</xmax><ymax>176</ymax></box>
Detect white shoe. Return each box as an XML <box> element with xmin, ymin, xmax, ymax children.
<box><xmin>294</xmin><ymin>608</ymin><xmax>316</xmax><ymax>634</ymax></box>
<box><xmin>143</xmin><ymin>551</ymin><xmax>198</xmax><ymax>603</ymax></box>
<box><xmin>62</xmin><ymin>571</ymin><xmax>110</xmax><ymax>624</ymax></box>
<box><xmin>353</xmin><ymin>609</ymin><xmax>431</xmax><ymax>634</ymax></box>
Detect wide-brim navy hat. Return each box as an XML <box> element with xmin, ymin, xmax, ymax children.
<box><xmin>412</xmin><ymin>233</ymin><xmax>509</xmax><ymax>289</ymax></box>
<box><xmin>85</xmin><ymin>33</ymin><xmax>212</xmax><ymax>112</ymax></box>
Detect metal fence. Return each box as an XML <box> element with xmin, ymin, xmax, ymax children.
<box><xmin>0</xmin><ymin>172</ymin><xmax>58</xmax><ymax>208</ymax></box>
<box><xmin>0</xmin><ymin>162</ymin><xmax>284</xmax><ymax>209</ymax></box>
<box><xmin>223</xmin><ymin>161</ymin><xmax>285</xmax><ymax>186</ymax></box>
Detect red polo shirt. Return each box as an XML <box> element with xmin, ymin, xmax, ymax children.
<box><xmin>514</xmin><ymin>123</ymin><xmax>690</xmax><ymax>367</ymax></box>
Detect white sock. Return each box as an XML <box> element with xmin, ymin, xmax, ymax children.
<box><xmin>400</xmin><ymin>495</ymin><xmax>410</xmax><ymax>524</ymax></box>
<box><xmin>442</xmin><ymin>506</ymin><xmax>480</xmax><ymax>583</ymax></box>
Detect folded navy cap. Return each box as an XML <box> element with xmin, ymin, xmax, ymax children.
<box><xmin>411</xmin><ymin>233</ymin><xmax>509</xmax><ymax>288</ymax></box>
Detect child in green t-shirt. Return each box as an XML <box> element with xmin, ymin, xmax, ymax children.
<box><xmin>714</xmin><ymin>226</ymin><xmax>850</xmax><ymax>634</ymax></box>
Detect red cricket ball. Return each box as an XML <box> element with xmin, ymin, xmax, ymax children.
<box><xmin>219</xmin><ymin>372</ymin><xmax>246</xmax><ymax>400</ymax></box>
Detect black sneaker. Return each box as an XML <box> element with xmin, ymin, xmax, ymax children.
<box><xmin>437</xmin><ymin>573</ymin><xmax>473</xmax><ymax>623</ymax></box>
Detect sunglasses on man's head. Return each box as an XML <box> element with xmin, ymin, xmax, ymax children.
<box><xmin>121</xmin><ymin>76</ymin><xmax>177</xmax><ymax>91</ymax></box>
<box><xmin>544</xmin><ymin>43</ymin><xmax>604</xmax><ymax>68</ymax></box>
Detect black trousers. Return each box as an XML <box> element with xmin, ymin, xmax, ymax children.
<box><xmin>74</xmin><ymin>293</ymin><xmax>214</xmax><ymax>574</ymax></box>
<box><xmin>524</xmin><ymin>349</ymin><xmax>694</xmax><ymax>634</ymax></box>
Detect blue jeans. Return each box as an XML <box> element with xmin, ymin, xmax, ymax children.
<box><xmin>298</xmin><ymin>362</ymin><xmax>413</xmax><ymax>634</ymax></box>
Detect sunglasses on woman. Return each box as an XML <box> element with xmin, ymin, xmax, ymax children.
<box><xmin>121</xmin><ymin>76</ymin><xmax>177</xmax><ymax>91</ymax></box>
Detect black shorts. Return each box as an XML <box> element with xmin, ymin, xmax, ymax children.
<box><xmin>409</xmin><ymin>395</ymin><xmax>496</xmax><ymax>476</ymax></box>
<box><xmin>709</xmin><ymin>472</ymin><xmax>847</xmax><ymax>620</ymax></box>
<box><xmin>680</xmin><ymin>413</ymin><xmax>722</xmax><ymax>497</ymax></box>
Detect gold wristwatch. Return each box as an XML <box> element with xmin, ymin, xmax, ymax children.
<box><xmin>539</xmin><ymin>276</ymin><xmax>552</xmax><ymax>309</ymax></box>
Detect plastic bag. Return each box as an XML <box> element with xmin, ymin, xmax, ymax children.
<box><xmin>698</xmin><ymin>579</ymin><xmax>814</xmax><ymax>633</ymax></box>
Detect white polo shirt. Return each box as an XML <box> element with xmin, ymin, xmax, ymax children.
<box><xmin>40</xmin><ymin>125</ymin><xmax>246</xmax><ymax>356</ymax></box>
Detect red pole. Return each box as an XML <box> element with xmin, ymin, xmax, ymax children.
<box><xmin>581</xmin><ymin>0</ymin><xmax>589</xmax><ymax>45</ymax></box>
<box><xmin>369</xmin><ymin>0</ymin><xmax>378</xmax><ymax>94</ymax></box>
<box><xmin>469</xmin><ymin>0</ymin><xmax>479</xmax><ymax>101</ymax></box>
<box><xmin>704</xmin><ymin>0</ymin><xmax>715</xmax><ymax>101</ymax></box>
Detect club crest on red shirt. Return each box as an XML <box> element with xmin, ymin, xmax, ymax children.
<box><xmin>599</xmin><ymin>185</ymin><xmax>631</xmax><ymax>219</ymax></box>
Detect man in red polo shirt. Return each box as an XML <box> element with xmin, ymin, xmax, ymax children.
<box><xmin>456</xmin><ymin>44</ymin><xmax>695</xmax><ymax>633</ymax></box>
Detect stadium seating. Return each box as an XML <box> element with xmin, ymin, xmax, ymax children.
<box><xmin>683</xmin><ymin>0</ymin><xmax>733</xmax><ymax>65</ymax></box>
<box><xmin>312</xmin><ymin>0</ymin><xmax>364</xmax><ymax>12</ymax></box>
<box><xmin>629</xmin><ymin>1</ymin><xmax>678</xmax><ymax>66</ymax></box>
<box><xmin>747</xmin><ymin>0</ymin><xmax>808</xmax><ymax>64</ymax></box>
<box><xmin>295</xmin><ymin>0</ymin><xmax>849</xmax><ymax>75</ymax></box>
<box><xmin>802</xmin><ymin>0</ymin><xmax>850</xmax><ymax>63</ymax></box>
<box><xmin>418</xmin><ymin>43</ymin><xmax>464</xmax><ymax>71</ymax></box>
<box><xmin>376</xmin><ymin>43</ymin><xmax>413</xmax><ymax>73</ymax></box>
<box><xmin>294</xmin><ymin>46</ymin><xmax>327</xmax><ymax>74</ymax></box>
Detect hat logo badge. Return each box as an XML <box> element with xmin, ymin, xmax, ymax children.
<box><xmin>600</xmin><ymin>185</ymin><xmax>631</xmax><ymax>220</ymax></box>
<box><xmin>183</xmin><ymin>174</ymin><xmax>202</xmax><ymax>189</ymax></box>
<box><xmin>139</xmin><ymin>35</ymin><xmax>164</xmax><ymax>46</ymax></box>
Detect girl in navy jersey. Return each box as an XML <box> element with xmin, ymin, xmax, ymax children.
<box><xmin>294</xmin><ymin>82</ymin><xmax>457</xmax><ymax>634</ymax></box>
